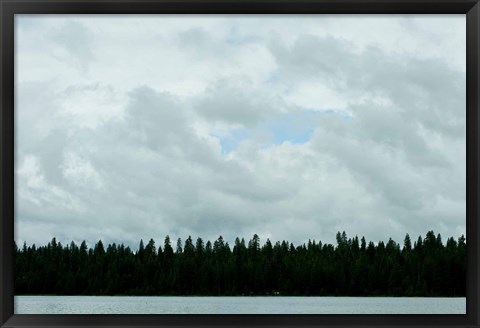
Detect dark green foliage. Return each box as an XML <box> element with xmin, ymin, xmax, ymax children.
<box><xmin>14</xmin><ymin>230</ymin><xmax>466</xmax><ymax>296</ymax></box>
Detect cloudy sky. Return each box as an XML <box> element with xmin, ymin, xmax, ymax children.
<box><xmin>14</xmin><ymin>15</ymin><xmax>466</xmax><ymax>249</ymax></box>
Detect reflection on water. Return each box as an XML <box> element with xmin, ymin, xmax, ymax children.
<box><xmin>15</xmin><ymin>296</ymin><xmax>466</xmax><ymax>314</ymax></box>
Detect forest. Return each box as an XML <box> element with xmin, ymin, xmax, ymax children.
<box><xmin>15</xmin><ymin>230</ymin><xmax>466</xmax><ymax>297</ymax></box>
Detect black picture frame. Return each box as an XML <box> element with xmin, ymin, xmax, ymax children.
<box><xmin>1</xmin><ymin>0</ymin><xmax>479</xmax><ymax>327</ymax></box>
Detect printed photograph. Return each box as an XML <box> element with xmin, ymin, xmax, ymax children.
<box><xmin>14</xmin><ymin>14</ymin><xmax>466</xmax><ymax>314</ymax></box>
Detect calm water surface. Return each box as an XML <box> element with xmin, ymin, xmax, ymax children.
<box><xmin>15</xmin><ymin>296</ymin><xmax>466</xmax><ymax>314</ymax></box>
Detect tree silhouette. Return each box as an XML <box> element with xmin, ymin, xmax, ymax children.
<box><xmin>15</xmin><ymin>230</ymin><xmax>466</xmax><ymax>297</ymax></box>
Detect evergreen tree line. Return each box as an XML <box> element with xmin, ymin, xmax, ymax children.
<box><xmin>15</xmin><ymin>230</ymin><xmax>466</xmax><ymax>296</ymax></box>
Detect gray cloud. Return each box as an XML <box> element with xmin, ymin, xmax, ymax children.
<box><xmin>194</xmin><ymin>78</ymin><xmax>282</xmax><ymax>126</ymax></box>
<box><xmin>53</xmin><ymin>20</ymin><xmax>94</xmax><ymax>70</ymax></box>
<box><xmin>15</xmin><ymin>15</ymin><xmax>466</xmax><ymax>249</ymax></box>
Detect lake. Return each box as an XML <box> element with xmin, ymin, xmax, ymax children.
<box><xmin>15</xmin><ymin>296</ymin><xmax>466</xmax><ymax>314</ymax></box>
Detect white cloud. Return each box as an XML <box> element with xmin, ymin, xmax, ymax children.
<box><xmin>14</xmin><ymin>15</ymin><xmax>466</xmax><ymax>249</ymax></box>
<box><xmin>283</xmin><ymin>81</ymin><xmax>350</xmax><ymax>111</ymax></box>
<box><xmin>61</xmin><ymin>152</ymin><xmax>104</xmax><ymax>189</ymax></box>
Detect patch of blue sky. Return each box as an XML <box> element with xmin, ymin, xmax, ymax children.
<box><xmin>270</xmin><ymin>122</ymin><xmax>313</xmax><ymax>144</ymax></box>
<box><xmin>263</xmin><ymin>109</ymin><xmax>353</xmax><ymax>146</ymax></box>
<box><xmin>214</xmin><ymin>109</ymin><xmax>351</xmax><ymax>154</ymax></box>
<box><xmin>267</xmin><ymin>110</ymin><xmax>323</xmax><ymax>145</ymax></box>
<box><xmin>216</xmin><ymin>128</ymin><xmax>250</xmax><ymax>155</ymax></box>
